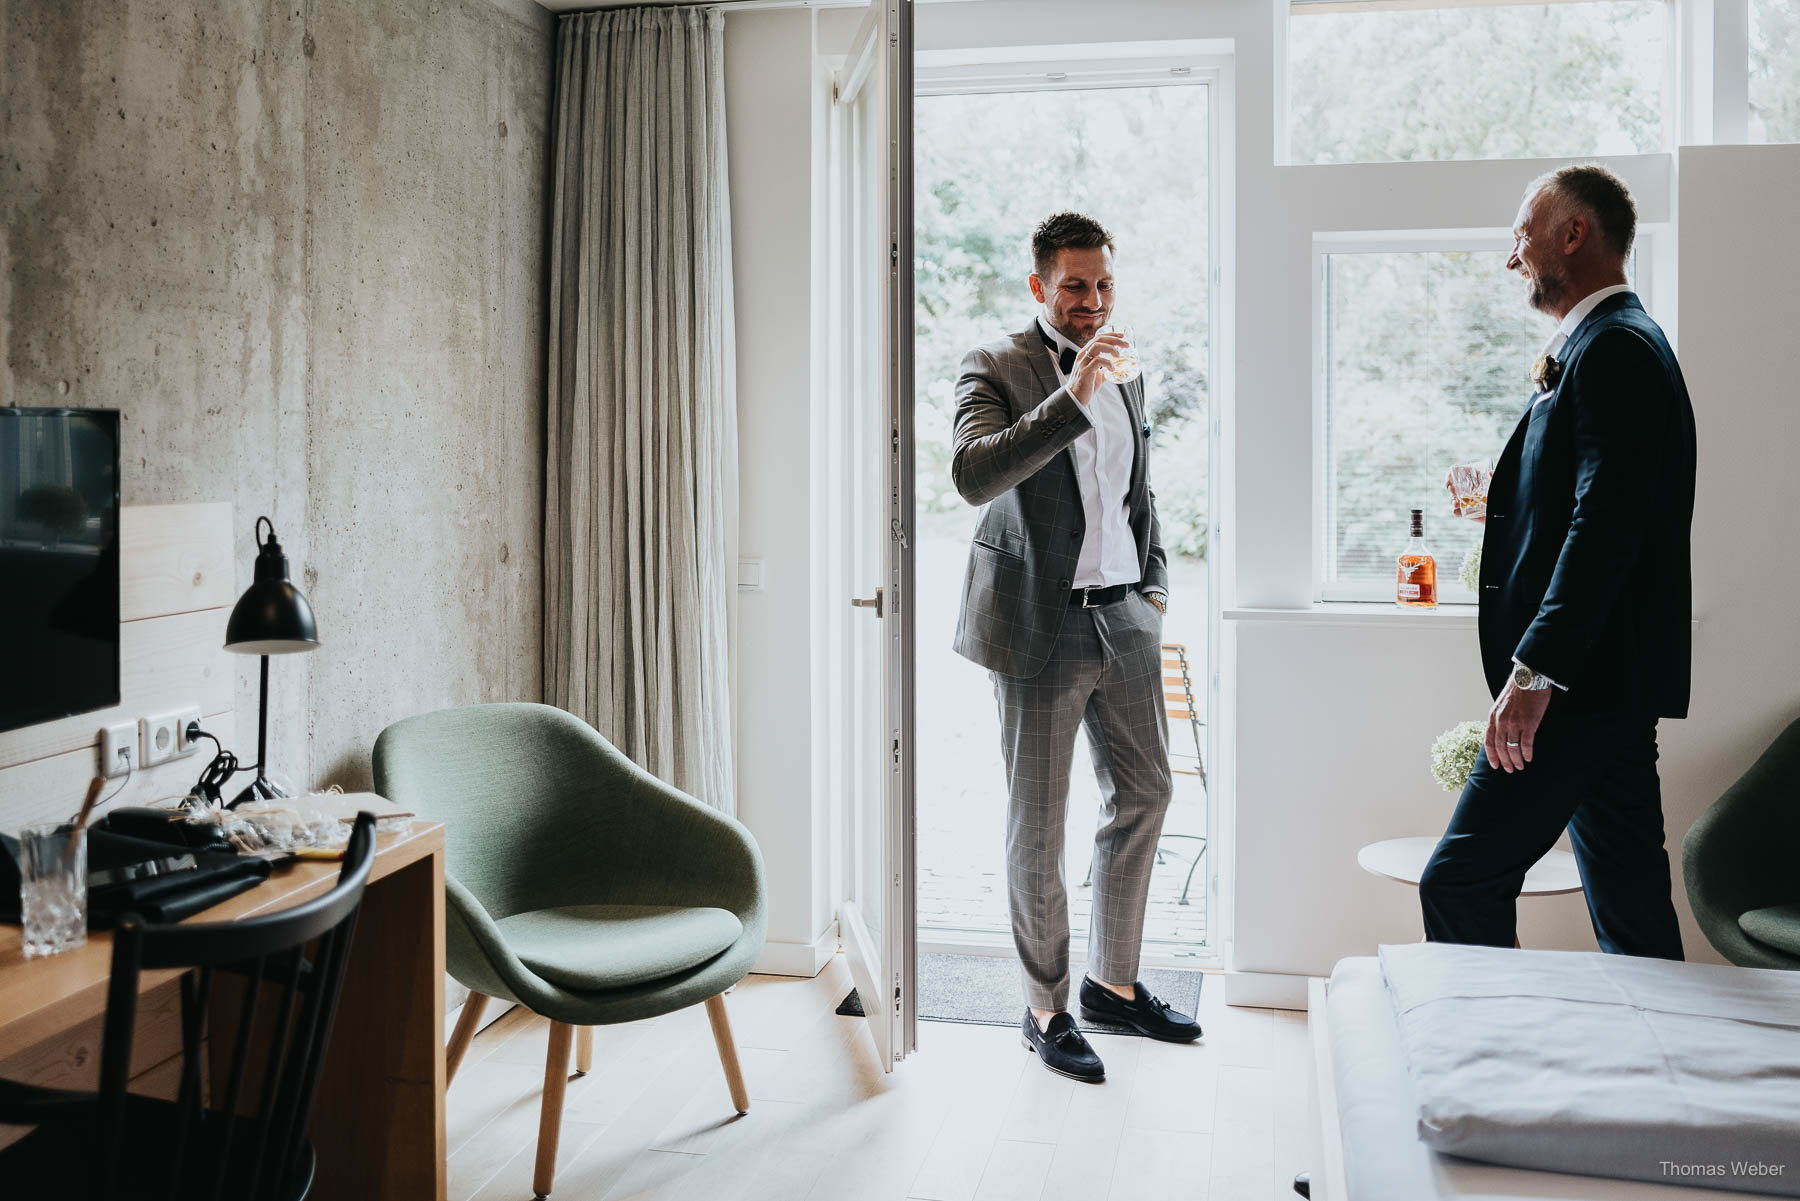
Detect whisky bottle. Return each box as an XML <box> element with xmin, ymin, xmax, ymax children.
<box><xmin>1396</xmin><ymin>509</ymin><xmax>1438</xmax><ymax>608</ymax></box>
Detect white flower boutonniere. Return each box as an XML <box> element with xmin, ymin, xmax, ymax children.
<box><xmin>1530</xmin><ymin>354</ymin><xmax>1564</xmax><ymax>392</ymax></box>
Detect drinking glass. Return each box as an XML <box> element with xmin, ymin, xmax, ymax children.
<box><xmin>20</xmin><ymin>822</ymin><xmax>87</xmax><ymax>959</ymax></box>
<box><xmin>1101</xmin><ymin>324</ymin><xmax>1141</xmax><ymax>384</ymax></box>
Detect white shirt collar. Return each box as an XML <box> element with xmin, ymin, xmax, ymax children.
<box><xmin>1037</xmin><ymin>312</ymin><xmax>1080</xmax><ymax>356</ymax></box>
<box><xmin>1544</xmin><ymin>284</ymin><xmax>1634</xmax><ymax>358</ymax></box>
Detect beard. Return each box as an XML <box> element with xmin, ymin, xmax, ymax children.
<box><xmin>1526</xmin><ymin>264</ymin><xmax>1572</xmax><ymax>314</ymax></box>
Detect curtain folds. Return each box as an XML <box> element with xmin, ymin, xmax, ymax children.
<box><xmin>544</xmin><ymin>7</ymin><xmax>738</xmax><ymax>812</ymax></box>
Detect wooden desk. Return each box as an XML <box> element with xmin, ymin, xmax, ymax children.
<box><xmin>0</xmin><ymin>819</ymin><xmax>447</xmax><ymax>1201</ymax></box>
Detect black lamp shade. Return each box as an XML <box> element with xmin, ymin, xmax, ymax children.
<box><xmin>224</xmin><ymin>522</ymin><xmax>320</xmax><ymax>656</ymax></box>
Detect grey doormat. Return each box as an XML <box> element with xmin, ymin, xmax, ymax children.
<box><xmin>837</xmin><ymin>952</ymin><xmax>1204</xmax><ymax>1037</ymax></box>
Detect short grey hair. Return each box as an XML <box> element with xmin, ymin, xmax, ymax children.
<box><xmin>1529</xmin><ymin>164</ymin><xmax>1637</xmax><ymax>260</ymax></box>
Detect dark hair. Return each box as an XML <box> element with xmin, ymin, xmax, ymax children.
<box><xmin>1030</xmin><ymin>211</ymin><xmax>1115</xmax><ymax>278</ymax></box>
<box><xmin>1537</xmin><ymin>164</ymin><xmax>1637</xmax><ymax>260</ymax></box>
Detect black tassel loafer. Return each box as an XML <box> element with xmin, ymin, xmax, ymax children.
<box><xmin>1021</xmin><ymin>1010</ymin><xmax>1106</xmax><ymax>1083</ymax></box>
<box><xmin>1078</xmin><ymin>977</ymin><xmax>1203</xmax><ymax>1043</ymax></box>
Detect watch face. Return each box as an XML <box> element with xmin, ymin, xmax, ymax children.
<box><xmin>1512</xmin><ymin>665</ymin><xmax>1532</xmax><ymax>687</ymax></box>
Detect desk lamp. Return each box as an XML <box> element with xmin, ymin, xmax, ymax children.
<box><xmin>223</xmin><ymin>516</ymin><xmax>320</xmax><ymax>806</ymax></box>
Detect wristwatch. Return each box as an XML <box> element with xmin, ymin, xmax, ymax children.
<box><xmin>1511</xmin><ymin>662</ymin><xmax>1553</xmax><ymax>691</ymax></box>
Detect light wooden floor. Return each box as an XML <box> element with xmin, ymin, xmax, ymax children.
<box><xmin>446</xmin><ymin>956</ymin><xmax>1314</xmax><ymax>1201</ymax></box>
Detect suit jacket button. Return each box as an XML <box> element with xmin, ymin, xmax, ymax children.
<box><xmin>1071</xmin><ymin>528</ymin><xmax>1083</xmax><ymax>538</ymax></box>
<box><xmin>1058</xmin><ymin>579</ymin><xmax>1070</xmax><ymax>589</ymax></box>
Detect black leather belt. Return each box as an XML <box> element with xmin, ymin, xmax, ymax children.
<box><xmin>1069</xmin><ymin>583</ymin><xmax>1131</xmax><ymax>608</ymax></box>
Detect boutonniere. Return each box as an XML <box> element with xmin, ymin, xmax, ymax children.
<box><xmin>1530</xmin><ymin>354</ymin><xmax>1564</xmax><ymax>392</ymax></box>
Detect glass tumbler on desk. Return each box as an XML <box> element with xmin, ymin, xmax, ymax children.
<box><xmin>20</xmin><ymin>822</ymin><xmax>87</xmax><ymax>958</ymax></box>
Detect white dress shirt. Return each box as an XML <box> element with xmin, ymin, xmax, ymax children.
<box><xmin>1038</xmin><ymin>314</ymin><xmax>1143</xmax><ymax>591</ymax></box>
<box><xmin>1514</xmin><ymin>284</ymin><xmax>1633</xmax><ymax>692</ymax></box>
<box><xmin>1541</xmin><ymin>283</ymin><xmax>1634</xmax><ymax>363</ymax></box>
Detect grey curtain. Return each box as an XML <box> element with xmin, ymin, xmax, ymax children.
<box><xmin>544</xmin><ymin>7</ymin><xmax>737</xmax><ymax>813</ymax></box>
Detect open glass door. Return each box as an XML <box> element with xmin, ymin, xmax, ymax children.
<box><xmin>828</xmin><ymin>0</ymin><xmax>915</xmax><ymax>1069</ymax></box>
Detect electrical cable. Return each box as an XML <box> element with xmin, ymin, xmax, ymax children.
<box><xmin>71</xmin><ymin>747</ymin><xmax>135</xmax><ymax>823</ymax></box>
<box><xmin>186</xmin><ymin>723</ymin><xmax>246</xmax><ymax>807</ymax></box>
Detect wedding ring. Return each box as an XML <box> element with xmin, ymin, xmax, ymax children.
<box><xmin>1505</xmin><ymin>740</ymin><xmax>1521</xmax><ymax>747</ymax></box>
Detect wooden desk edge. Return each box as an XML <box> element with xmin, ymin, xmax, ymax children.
<box><xmin>0</xmin><ymin>820</ymin><xmax>445</xmax><ymax>1064</ymax></box>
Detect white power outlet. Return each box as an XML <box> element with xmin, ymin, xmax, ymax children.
<box><xmin>140</xmin><ymin>707</ymin><xmax>203</xmax><ymax>768</ymax></box>
<box><xmin>98</xmin><ymin>722</ymin><xmax>136</xmax><ymax>779</ymax></box>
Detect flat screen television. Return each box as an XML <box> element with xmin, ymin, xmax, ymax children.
<box><xmin>0</xmin><ymin>407</ymin><xmax>121</xmax><ymax>734</ymax></box>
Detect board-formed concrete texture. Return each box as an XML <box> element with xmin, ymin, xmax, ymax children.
<box><xmin>2</xmin><ymin>0</ymin><xmax>552</xmax><ymax>790</ymax></box>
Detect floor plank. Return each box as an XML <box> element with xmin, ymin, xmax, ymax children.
<box><xmin>444</xmin><ymin>960</ymin><xmax>1308</xmax><ymax>1201</ymax></box>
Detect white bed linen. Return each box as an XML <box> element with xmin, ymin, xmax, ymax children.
<box><xmin>1380</xmin><ymin>943</ymin><xmax>1800</xmax><ymax>1196</ymax></box>
<box><xmin>1326</xmin><ymin>956</ymin><xmax>1755</xmax><ymax>1201</ymax></box>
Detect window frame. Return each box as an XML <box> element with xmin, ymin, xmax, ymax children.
<box><xmin>1310</xmin><ymin>228</ymin><xmax>1658</xmax><ymax>606</ymax></box>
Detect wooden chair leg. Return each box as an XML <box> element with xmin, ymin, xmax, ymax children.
<box><xmin>704</xmin><ymin>993</ymin><xmax>750</xmax><ymax>1115</ymax></box>
<box><xmin>445</xmin><ymin>992</ymin><xmax>489</xmax><ymax>1088</ymax></box>
<box><xmin>573</xmin><ymin>1025</ymin><xmax>594</xmax><ymax>1076</ymax></box>
<box><xmin>535</xmin><ymin>1021</ymin><xmax>574</xmax><ymax>1198</ymax></box>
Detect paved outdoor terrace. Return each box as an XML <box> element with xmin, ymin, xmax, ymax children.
<box><xmin>916</xmin><ymin>535</ymin><xmax>1211</xmax><ymax>955</ymax></box>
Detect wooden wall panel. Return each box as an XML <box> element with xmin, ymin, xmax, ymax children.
<box><xmin>118</xmin><ymin>502</ymin><xmax>235</xmax><ymax>621</ymax></box>
<box><xmin>0</xmin><ymin>503</ymin><xmax>235</xmax><ymax>831</ymax></box>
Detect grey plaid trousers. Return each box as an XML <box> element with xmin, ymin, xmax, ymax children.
<box><xmin>993</xmin><ymin>590</ymin><xmax>1173</xmax><ymax>1011</ymax></box>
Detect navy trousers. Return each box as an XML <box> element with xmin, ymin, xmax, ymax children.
<box><xmin>1419</xmin><ymin>711</ymin><xmax>1684</xmax><ymax>959</ymax></box>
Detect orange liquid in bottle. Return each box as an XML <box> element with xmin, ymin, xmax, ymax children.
<box><xmin>1397</xmin><ymin>508</ymin><xmax>1438</xmax><ymax>608</ymax></box>
<box><xmin>1397</xmin><ymin>554</ymin><xmax>1438</xmax><ymax>607</ymax></box>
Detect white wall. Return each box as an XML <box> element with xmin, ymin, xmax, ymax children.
<box><xmin>726</xmin><ymin>8</ymin><xmax>838</xmax><ymax>976</ymax></box>
<box><xmin>728</xmin><ymin>0</ymin><xmax>1800</xmax><ymax>991</ymax></box>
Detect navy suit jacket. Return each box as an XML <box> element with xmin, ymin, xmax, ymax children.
<box><xmin>1478</xmin><ymin>293</ymin><xmax>1697</xmax><ymax>718</ymax></box>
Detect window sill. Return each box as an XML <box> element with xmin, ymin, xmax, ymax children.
<box><xmin>1222</xmin><ymin>602</ymin><xmax>1479</xmax><ymax>630</ymax></box>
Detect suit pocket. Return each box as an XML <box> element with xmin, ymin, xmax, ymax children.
<box><xmin>972</xmin><ymin>529</ymin><xmax>1026</xmax><ymax>560</ymax></box>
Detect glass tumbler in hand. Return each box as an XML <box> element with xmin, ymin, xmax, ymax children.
<box><xmin>1446</xmin><ymin>462</ymin><xmax>1492</xmax><ymax>521</ymax></box>
<box><xmin>1100</xmin><ymin>325</ymin><xmax>1141</xmax><ymax>384</ymax></box>
<box><xmin>20</xmin><ymin>822</ymin><xmax>87</xmax><ymax>958</ymax></box>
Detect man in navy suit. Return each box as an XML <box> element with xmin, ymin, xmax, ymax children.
<box><xmin>1420</xmin><ymin>165</ymin><xmax>1695</xmax><ymax>959</ymax></box>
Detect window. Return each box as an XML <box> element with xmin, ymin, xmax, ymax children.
<box><xmin>1318</xmin><ymin>240</ymin><xmax>1569</xmax><ymax>602</ymax></box>
<box><xmin>1285</xmin><ymin>0</ymin><xmax>1670</xmax><ymax>164</ymax></box>
<box><xmin>1750</xmin><ymin>0</ymin><xmax>1800</xmax><ymax>143</ymax></box>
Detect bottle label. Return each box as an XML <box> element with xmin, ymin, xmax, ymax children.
<box><xmin>1398</xmin><ymin>583</ymin><xmax>1421</xmax><ymax>600</ymax></box>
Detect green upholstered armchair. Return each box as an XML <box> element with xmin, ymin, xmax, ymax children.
<box><xmin>1683</xmin><ymin>715</ymin><xmax>1800</xmax><ymax>971</ymax></box>
<box><xmin>372</xmin><ymin>703</ymin><xmax>766</xmax><ymax>1199</ymax></box>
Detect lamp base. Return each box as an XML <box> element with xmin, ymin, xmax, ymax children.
<box><xmin>229</xmin><ymin>775</ymin><xmax>290</xmax><ymax>809</ymax></box>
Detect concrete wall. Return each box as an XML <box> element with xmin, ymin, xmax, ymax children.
<box><xmin>1</xmin><ymin>0</ymin><xmax>552</xmax><ymax>789</ymax></box>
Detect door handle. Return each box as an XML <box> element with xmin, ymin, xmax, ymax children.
<box><xmin>851</xmin><ymin>588</ymin><xmax>884</xmax><ymax>618</ymax></box>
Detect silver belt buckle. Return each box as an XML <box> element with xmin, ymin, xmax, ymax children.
<box><xmin>1081</xmin><ymin>584</ymin><xmax>1099</xmax><ymax>609</ymax></box>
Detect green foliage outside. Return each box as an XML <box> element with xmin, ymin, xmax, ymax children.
<box><xmin>1289</xmin><ymin>1</ymin><xmax>1667</xmax><ymax>163</ymax></box>
<box><xmin>914</xmin><ymin>85</ymin><xmax>1212</xmax><ymax>561</ymax></box>
<box><xmin>1751</xmin><ymin>0</ymin><xmax>1800</xmax><ymax>143</ymax></box>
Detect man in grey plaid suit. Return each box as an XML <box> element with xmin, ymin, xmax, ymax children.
<box><xmin>952</xmin><ymin>212</ymin><xmax>1201</xmax><ymax>1084</ymax></box>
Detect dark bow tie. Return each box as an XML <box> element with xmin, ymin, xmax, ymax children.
<box><xmin>1038</xmin><ymin>325</ymin><xmax>1077</xmax><ymax>375</ymax></box>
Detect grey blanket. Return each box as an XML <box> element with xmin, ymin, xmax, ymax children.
<box><xmin>1380</xmin><ymin>942</ymin><xmax>1800</xmax><ymax>1196</ymax></box>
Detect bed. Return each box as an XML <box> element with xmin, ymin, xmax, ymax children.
<box><xmin>1307</xmin><ymin>951</ymin><xmax>1799</xmax><ymax>1201</ymax></box>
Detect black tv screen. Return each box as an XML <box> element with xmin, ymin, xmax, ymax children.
<box><xmin>0</xmin><ymin>408</ymin><xmax>121</xmax><ymax>734</ymax></box>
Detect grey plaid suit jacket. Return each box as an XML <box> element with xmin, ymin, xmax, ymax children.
<box><xmin>949</xmin><ymin>319</ymin><xmax>1168</xmax><ymax>678</ymax></box>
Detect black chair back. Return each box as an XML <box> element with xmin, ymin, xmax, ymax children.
<box><xmin>91</xmin><ymin>812</ymin><xmax>378</xmax><ymax>1201</ymax></box>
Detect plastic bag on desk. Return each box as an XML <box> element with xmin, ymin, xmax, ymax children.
<box><xmin>1447</xmin><ymin>462</ymin><xmax>1492</xmax><ymax>520</ymax></box>
<box><xmin>181</xmin><ymin>799</ymin><xmax>344</xmax><ymax>855</ymax></box>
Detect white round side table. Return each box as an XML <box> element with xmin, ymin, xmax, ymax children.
<box><xmin>1358</xmin><ymin>836</ymin><xmax>1583</xmax><ymax>947</ymax></box>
